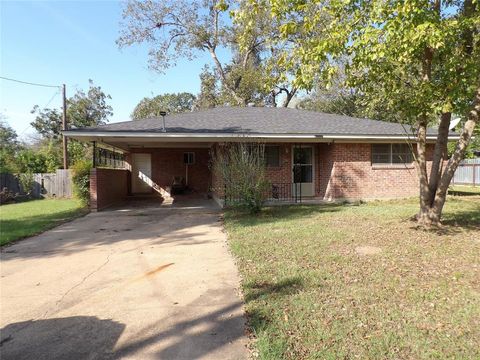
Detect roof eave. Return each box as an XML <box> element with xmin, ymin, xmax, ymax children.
<box><xmin>62</xmin><ymin>130</ymin><xmax>459</xmax><ymax>142</ymax></box>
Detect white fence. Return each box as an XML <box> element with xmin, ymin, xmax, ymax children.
<box><xmin>452</xmin><ymin>159</ymin><xmax>480</xmax><ymax>186</ymax></box>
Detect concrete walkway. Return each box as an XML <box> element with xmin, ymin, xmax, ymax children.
<box><xmin>0</xmin><ymin>199</ymin><xmax>247</xmax><ymax>360</ymax></box>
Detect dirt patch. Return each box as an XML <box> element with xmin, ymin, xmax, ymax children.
<box><xmin>355</xmin><ymin>246</ymin><xmax>382</xmax><ymax>256</ymax></box>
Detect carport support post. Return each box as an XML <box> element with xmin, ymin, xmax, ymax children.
<box><xmin>92</xmin><ymin>141</ymin><xmax>96</xmax><ymax>168</ymax></box>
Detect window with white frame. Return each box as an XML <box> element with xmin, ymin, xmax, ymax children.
<box><xmin>371</xmin><ymin>144</ymin><xmax>413</xmax><ymax>165</ymax></box>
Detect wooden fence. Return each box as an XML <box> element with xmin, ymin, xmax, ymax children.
<box><xmin>452</xmin><ymin>159</ymin><xmax>479</xmax><ymax>186</ymax></box>
<box><xmin>0</xmin><ymin>169</ymin><xmax>72</xmax><ymax>198</ymax></box>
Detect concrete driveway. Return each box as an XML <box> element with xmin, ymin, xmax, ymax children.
<box><xmin>0</xmin><ymin>199</ymin><xmax>247</xmax><ymax>360</ymax></box>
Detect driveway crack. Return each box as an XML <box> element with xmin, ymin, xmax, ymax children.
<box><xmin>1</xmin><ymin>252</ymin><xmax>114</xmax><ymax>345</ymax></box>
<box><xmin>55</xmin><ymin>251</ymin><xmax>113</xmax><ymax>307</ymax></box>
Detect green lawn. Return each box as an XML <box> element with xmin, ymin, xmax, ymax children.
<box><xmin>0</xmin><ymin>199</ymin><xmax>87</xmax><ymax>246</ymax></box>
<box><xmin>224</xmin><ymin>196</ymin><xmax>480</xmax><ymax>359</ymax></box>
<box><xmin>449</xmin><ymin>185</ymin><xmax>480</xmax><ymax>195</ymax></box>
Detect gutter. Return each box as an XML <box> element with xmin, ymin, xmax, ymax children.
<box><xmin>62</xmin><ymin>130</ymin><xmax>460</xmax><ymax>142</ymax></box>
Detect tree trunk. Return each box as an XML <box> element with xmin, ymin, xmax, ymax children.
<box><xmin>427</xmin><ymin>111</ymin><xmax>451</xmax><ymax>205</ymax></box>
<box><xmin>417</xmin><ymin>85</ymin><xmax>480</xmax><ymax>226</ymax></box>
<box><xmin>207</xmin><ymin>47</ymin><xmax>245</xmax><ymax>105</ymax></box>
<box><xmin>281</xmin><ymin>87</ymin><xmax>297</xmax><ymax>107</ymax></box>
<box><xmin>416</xmin><ymin>120</ymin><xmax>433</xmax><ymax>225</ymax></box>
<box><xmin>429</xmin><ymin>85</ymin><xmax>480</xmax><ymax>221</ymax></box>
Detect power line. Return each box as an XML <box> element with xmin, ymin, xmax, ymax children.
<box><xmin>0</xmin><ymin>76</ymin><xmax>61</xmax><ymax>89</ymax></box>
<box><xmin>43</xmin><ymin>88</ymin><xmax>61</xmax><ymax>109</ymax></box>
<box><xmin>19</xmin><ymin>88</ymin><xmax>61</xmax><ymax>136</ymax></box>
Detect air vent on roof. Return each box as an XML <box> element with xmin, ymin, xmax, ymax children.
<box><xmin>159</xmin><ymin>111</ymin><xmax>167</xmax><ymax>132</ymax></box>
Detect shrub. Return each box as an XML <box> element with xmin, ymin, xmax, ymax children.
<box><xmin>71</xmin><ymin>160</ymin><xmax>92</xmax><ymax>204</ymax></box>
<box><xmin>212</xmin><ymin>142</ymin><xmax>269</xmax><ymax>214</ymax></box>
<box><xmin>17</xmin><ymin>172</ymin><xmax>35</xmax><ymax>195</ymax></box>
<box><xmin>0</xmin><ymin>187</ymin><xmax>15</xmax><ymax>205</ymax></box>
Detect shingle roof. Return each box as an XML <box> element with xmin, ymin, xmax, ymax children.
<box><xmin>67</xmin><ymin>106</ymin><xmax>438</xmax><ymax>136</ymax></box>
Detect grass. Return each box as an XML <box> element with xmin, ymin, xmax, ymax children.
<box><xmin>224</xmin><ymin>196</ymin><xmax>480</xmax><ymax>359</ymax></box>
<box><xmin>0</xmin><ymin>199</ymin><xmax>87</xmax><ymax>246</ymax></box>
<box><xmin>449</xmin><ymin>185</ymin><xmax>480</xmax><ymax>196</ymax></box>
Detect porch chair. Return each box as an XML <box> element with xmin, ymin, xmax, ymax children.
<box><xmin>171</xmin><ymin>176</ymin><xmax>186</xmax><ymax>195</ymax></box>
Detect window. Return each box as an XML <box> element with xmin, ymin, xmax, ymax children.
<box><xmin>183</xmin><ymin>152</ymin><xmax>195</xmax><ymax>165</ymax></box>
<box><xmin>265</xmin><ymin>146</ymin><xmax>280</xmax><ymax>167</ymax></box>
<box><xmin>372</xmin><ymin>144</ymin><xmax>413</xmax><ymax>165</ymax></box>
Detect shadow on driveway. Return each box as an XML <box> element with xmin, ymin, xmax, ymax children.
<box><xmin>0</xmin><ymin>316</ymin><xmax>125</xmax><ymax>360</ymax></box>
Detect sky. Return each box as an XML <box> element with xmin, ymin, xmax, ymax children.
<box><xmin>0</xmin><ymin>0</ymin><xmax>230</xmax><ymax>139</ymax></box>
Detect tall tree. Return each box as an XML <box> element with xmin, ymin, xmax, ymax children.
<box><xmin>232</xmin><ymin>0</ymin><xmax>298</xmax><ymax>106</ymax></box>
<box><xmin>260</xmin><ymin>0</ymin><xmax>480</xmax><ymax>225</ymax></box>
<box><xmin>0</xmin><ymin>118</ymin><xmax>20</xmax><ymax>173</ymax></box>
<box><xmin>117</xmin><ymin>0</ymin><xmax>297</xmax><ymax>107</ymax></box>
<box><xmin>247</xmin><ymin>0</ymin><xmax>479</xmax><ymax>225</ymax></box>
<box><xmin>132</xmin><ymin>92</ymin><xmax>196</xmax><ymax>119</ymax></box>
<box><xmin>195</xmin><ymin>66</ymin><xmax>219</xmax><ymax>109</ymax></box>
<box><xmin>31</xmin><ymin>80</ymin><xmax>112</xmax><ymax>140</ymax></box>
<box><xmin>30</xmin><ymin>80</ymin><xmax>113</xmax><ymax>169</ymax></box>
<box><xmin>0</xmin><ymin>118</ymin><xmax>18</xmax><ymax>151</ymax></box>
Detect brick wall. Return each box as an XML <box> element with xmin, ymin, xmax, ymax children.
<box><xmin>90</xmin><ymin>168</ymin><xmax>128</xmax><ymax>211</ymax></box>
<box><xmin>321</xmin><ymin>143</ymin><xmax>433</xmax><ymax>200</ymax></box>
<box><xmin>126</xmin><ymin>142</ymin><xmax>434</xmax><ymax>203</ymax></box>
<box><xmin>265</xmin><ymin>143</ymin><xmax>292</xmax><ymax>183</ymax></box>
<box><xmin>128</xmin><ymin>148</ymin><xmax>211</xmax><ymax>195</ymax></box>
<box><xmin>210</xmin><ymin>145</ymin><xmax>224</xmax><ymax>199</ymax></box>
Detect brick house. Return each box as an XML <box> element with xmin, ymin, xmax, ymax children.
<box><xmin>64</xmin><ymin>107</ymin><xmax>457</xmax><ymax>211</ymax></box>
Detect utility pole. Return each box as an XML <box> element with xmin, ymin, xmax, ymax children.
<box><xmin>62</xmin><ymin>84</ymin><xmax>68</xmax><ymax>169</ymax></box>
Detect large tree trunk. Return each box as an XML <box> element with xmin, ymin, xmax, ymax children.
<box><xmin>416</xmin><ymin>119</ymin><xmax>433</xmax><ymax>225</ymax></box>
<box><xmin>207</xmin><ymin>47</ymin><xmax>245</xmax><ymax>105</ymax></box>
<box><xmin>427</xmin><ymin>111</ymin><xmax>451</xmax><ymax>204</ymax></box>
<box><xmin>416</xmin><ymin>85</ymin><xmax>480</xmax><ymax>226</ymax></box>
<box><xmin>429</xmin><ymin>86</ymin><xmax>480</xmax><ymax>221</ymax></box>
<box><xmin>415</xmin><ymin>0</ymin><xmax>478</xmax><ymax>226</ymax></box>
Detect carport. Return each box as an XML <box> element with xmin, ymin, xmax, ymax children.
<box><xmin>86</xmin><ymin>142</ymin><xmax>214</xmax><ymax>211</ymax></box>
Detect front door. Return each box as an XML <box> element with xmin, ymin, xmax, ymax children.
<box><xmin>131</xmin><ymin>153</ymin><xmax>152</xmax><ymax>193</ymax></box>
<box><xmin>292</xmin><ymin>146</ymin><xmax>314</xmax><ymax>197</ymax></box>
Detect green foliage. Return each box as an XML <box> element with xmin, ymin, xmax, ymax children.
<box><xmin>212</xmin><ymin>143</ymin><xmax>269</xmax><ymax>213</ymax></box>
<box><xmin>196</xmin><ymin>65</ymin><xmax>219</xmax><ymax>109</ymax></box>
<box><xmin>0</xmin><ymin>119</ymin><xmax>20</xmax><ymax>173</ymax></box>
<box><xmin>259</xmin><ymin>0</ymin><xmax>480</xmax><ymax>125</ymax></box>
<box><xmin>30</xmin><ymin>107</ymin><xmax>63</xmax><ymax>140</ymax></box>
<box><xmin>219</xmin><ymin>57</ymin><xmax>269</xmax><ymax>106</ymax></box>
<box><xmin>118</xmin><ymin>0</ymin><xmax>297</xmax><ymax>107</ymax></box>
<box><xmin>28</xmin><ymin>80</ymin><xmax>112</xmax><ymax>171</ymax></box>
<box><xmin>15</xmin><ymin>149</ymin><xmax>48</xmax><ymax>173</ymax></box>
<box><xmin>448</xmin><ymin>125</ymin><xmax>480</xmax><ymax>159</ymax></box>
<box><xmin>71</xmin><ymin>160</ymin><xmax>92</xmax><ymax>204</ymax></box>
<box><xmin>17</xmin><ymin>172</ymin><xmax>35</xmax><ymax>195</ymax></box>
<box><xmin>132</xmin><ymin>92</ymin><xmax>196</xmax><ymax>119</ymax></box>
<box><xmin>298</xmin><ymin>92</ymin><xmax>362</xmax><ymax>118</ymax></box>
<box><xmin>68</xmin><ymin>140</ymin><xmax>91</xmax><ymax>168</ymax></box>
<box><xmin>244</xmin><ymin>0</ymin><xmax>479</xmax><ymax>221</ymax></box>
<box><xmin>31</xmin><ymin>80</ymin><xmax>112</xmax><ymax>141</ymax></box>
<box><xmin>67</xmin><ymin>80</ymin><xmax>113</xmax><ymax>128</ymax></box>
<box><xmin>0</xmin><ymin>149</ymin><xmax>17</xmax><ymax>173</ymax></box>
<box><xmin>38</xmin><ymin>140</ymin><xmax>63</xmax><ymax>172</ymax></box>
<box><xmin>0</xmin><ymin>119</ymin><xmax>19</xmax><ymax>150</ymax></box>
